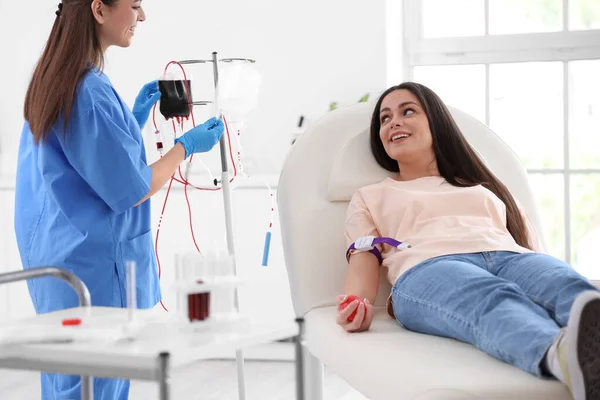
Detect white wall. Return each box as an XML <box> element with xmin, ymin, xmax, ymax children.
<box><xmin>0</xmin><ymin>0</ymin><xmax>388</xmax><ymax>175</ymax></box>
<box><xmin>0</xmin><ymin>0</ymin><xmax>391</xmax><ymax>335</ymax></box>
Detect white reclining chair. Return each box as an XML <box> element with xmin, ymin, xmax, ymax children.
<box><xmin>277</xmin><ymin>101</ymin><xmax>572</xmax><ymax>400</ymax></box>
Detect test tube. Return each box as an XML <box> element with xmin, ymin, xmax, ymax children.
<box><xmin>183</xmin><ymin>253</ymin><xmax>196</xmax><ymax>322</ymax></box>
<box><xmin>126</xmin><ymin>261</ymin><xmax>137</xmax><ymax>322</ymax></box>
<box><xmin>185</xmin><ymin>253</ymin><xmax>210</xmax><ymax>322</ymax></box>
<box><xmin>154</xmin><ymin>129</ymin><xmax>164</xmax><ymax>156</ymax></box>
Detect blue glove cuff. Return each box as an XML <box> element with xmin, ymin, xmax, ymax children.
<box><xmin>174</xmin><ymin>137</ymin><xmax>191</xmax><ymax>159</ymax></box>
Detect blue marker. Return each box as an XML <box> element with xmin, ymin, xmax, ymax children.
<box><xmin>261</xmin><ymin>231</ymin><xmax>272</xmax><ymax>266</ymax></box>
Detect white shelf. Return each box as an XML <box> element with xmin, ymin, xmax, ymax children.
<box><xmin>0</xmin><ymin>306</ymin><xmax>299</xmax><ymax>381</ymax></box>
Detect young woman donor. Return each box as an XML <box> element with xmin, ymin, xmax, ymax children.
<box><xmin>14</xmin><ymin>1</ymin><xmax>223</xmax><ymax>399</ymax></box>
<box><xmin>337</xmin><ymin>82</ymin><xmax>600</xmax><ymax>400</ymax></box>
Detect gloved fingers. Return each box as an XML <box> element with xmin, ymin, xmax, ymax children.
<box><xmin>148</xmin><ymin>91</ymin><xmax>161</xmax><ymax>105</ymax></box>
<box><xmin>137</xmin><ymin>81</ymin><xmax>159</xmax><ymax>102</ymax></box>
<box><xmin>200</xmin><ymin>117</ymin><xmax>218</xmax><ymax>129</ymax></box>
<box><xmin>210</xmin><ymin>119</ymin><xmax>224</xmax><ymax>133</ymax></box>
<box><xmin>144</xmin><ymin>80</ymin><xmax>159</xmax><ymax>92</ymax></box>
<box><xmin>213</xmin><ymin>129</ymin><xmax>224</xmax><ymax>143</ymax></box>
<box><xmin>200</xmin><ymin>130</ymin><xmax>223</xmax><ymax>152</ymax></box>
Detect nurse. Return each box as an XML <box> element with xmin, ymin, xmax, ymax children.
<box><xmin>14</xmin><ymin>1</ymin><xmax>221</xmax><ymax>399</ymax></box>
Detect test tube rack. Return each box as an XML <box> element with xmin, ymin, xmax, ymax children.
<box><xmin>170</xmin><ymin>252</ymin><xmax>247</xmax><ymax>328</ymax></box>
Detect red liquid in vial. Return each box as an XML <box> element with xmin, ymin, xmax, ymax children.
<box><xmin>188</xmin><ymin>280</ymin><xmax>210</xmax><ymax>321</ymax></box>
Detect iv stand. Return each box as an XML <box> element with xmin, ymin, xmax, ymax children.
<box><xmin>177</xmin><ymin>52</ymin><xmax>255</xmax><ymax>400</ymax></box>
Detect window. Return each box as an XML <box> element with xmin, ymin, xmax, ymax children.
<box><xmin>401</xmin><ymin>0</ymin><xmax>600</xmax><ymax>278</ymax></box>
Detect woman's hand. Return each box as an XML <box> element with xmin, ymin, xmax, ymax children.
<box><xmin>335</xmin><ymin>294</ymin><xmax>374</xmax><ymax>333</ymax></box>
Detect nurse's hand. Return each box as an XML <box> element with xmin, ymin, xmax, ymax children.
<box><xmin>175</xmin><ymin>117</ymin><xmax>224</xmax><ymax>158</ymax></box>
<box><xmin>132</xmin><ymin>80</ymin><xmax>161</xmax><ymax>128</ymax></box>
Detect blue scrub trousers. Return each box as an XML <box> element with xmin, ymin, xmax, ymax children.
<box><xmin>391</xmin><ymin>251</ymin><xmax>598</xmax><ymax>376</ymax></box>
<box><xmin>31</xmin><ymin>273</ymin><xmax>134</xmax><ymax>400</ymax></box>
<box><xmin>42</xmin><ymin>374</ymin><xmax>129</xmax><ymax>400</ymax></box>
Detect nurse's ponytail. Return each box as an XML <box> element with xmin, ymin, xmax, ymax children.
<box><xmin>24</xmin><ymin>0</ymin><xmax>116</xmax><ymax>144</ymax></box>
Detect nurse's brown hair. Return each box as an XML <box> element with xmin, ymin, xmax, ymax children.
<box><xmin>23</xmin><ymin>0</ymin><xmax>117</xmax><ymax>144</ymax></box>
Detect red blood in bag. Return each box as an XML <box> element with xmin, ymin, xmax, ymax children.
<box><xmin>339</xmin><ymin>295</ymin><xmax>363</xmax><ymax>322</ymax></box>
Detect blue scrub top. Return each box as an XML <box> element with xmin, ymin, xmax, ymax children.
<box><xmin>14</xmin><ymin>68</ymin><xmax>161</xmax><ymax>313</ymax></box>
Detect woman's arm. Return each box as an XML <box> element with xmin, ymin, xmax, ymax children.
<box><xmin>338</xmin><ymin>248</ymin><xmax>380</xmax><ymax>333</ymax></box>
<box><xmin>134</xmin><ymin>143</ymin><xmax>186</xmax><ymax>207</ymax></box>
<box><xmin>337</xmin><ymin>191</ymin><xmax>382</xmax><ymax>332</ymax></box>
<box><xmin>343</xmin><ymin>251</ymin><xmax>380</xmax><ymax>305</ymax></box>
<box><xmin>343</xmin><ymin>191</ymin><xmax>382</xmax><ymax>302</ymax></box>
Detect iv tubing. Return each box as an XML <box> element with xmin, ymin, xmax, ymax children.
<box><xmin>151</xmin><ymin>59</ymin><xmax>239</xmax><ymax>312</ymax></box>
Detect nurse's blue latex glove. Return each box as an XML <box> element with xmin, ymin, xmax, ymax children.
<box><xmin>132</xmin><ymin>80</ymin><xmax>161</xmax><ymax>128</ymax></box>
<box><xmin>175</xmin><ymin>117</ymin><xmax>224</xmax><ymax>158</ymax></box>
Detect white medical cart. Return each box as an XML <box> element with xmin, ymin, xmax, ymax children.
<box><xmin>0</xmin><ymin>267</ymin><xmax>306</xmax><ymax>400</ymax></box>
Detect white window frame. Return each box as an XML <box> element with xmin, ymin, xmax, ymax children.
<box><xmin>400</xmin><ymin>0</ymin><xmax>600</xmax><ymax>267</ymax></box>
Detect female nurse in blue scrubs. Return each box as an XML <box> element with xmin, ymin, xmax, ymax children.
<box><xmin>14</xmin><ymin>1</ymin><xmax>221</xmax><ymax>399</ymax></box>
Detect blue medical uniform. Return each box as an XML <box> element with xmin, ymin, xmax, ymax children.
<box><xmin>14</xmin><ymin>68</ymin><xmax>161</xmax><ymax>400</ymax></box>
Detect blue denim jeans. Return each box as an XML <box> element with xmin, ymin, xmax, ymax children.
<box><xmin>391</xmin><ymin>251</ymin><xmax>598</xmax><ymax>377</ymax></box>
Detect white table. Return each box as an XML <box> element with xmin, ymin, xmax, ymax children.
<box><xmin>0</xmin><ymin>268</ymin><xmax>306</xmax><ymax>400</ymax></box>
<box><xmin>0</xmin><ymin>306</ymin><xmax>305</xmax><ymax>400</ymax></box>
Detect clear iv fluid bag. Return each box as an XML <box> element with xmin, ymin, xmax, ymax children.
<box><xmin>216</xmin><ymin>62</ymin><xmax>261</xmax><ymax>121</ymax></box>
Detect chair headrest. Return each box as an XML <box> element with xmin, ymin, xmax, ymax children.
<box><xmin>325</xmin><ymin>103</ymin><xmax>530</xmax><ymax>202</ymax></box>
<box><xmin>327</xmin><ymin>127</ymin><xmax>395</xmax><ymax>202</ymax></box>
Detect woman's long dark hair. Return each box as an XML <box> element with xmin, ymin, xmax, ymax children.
<box><xmin>370</xmin><ymin>82</ymin><xmax>533</xmax><ymax>250</ymax></box>
<box><xmin>24</xmin><ymin>0</ymin><xmax>117</xmax><ymax>144</ymax></box>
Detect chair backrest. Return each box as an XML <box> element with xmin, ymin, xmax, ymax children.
<box><xmin>277</xmin><ymin>101</ymin><xmax>545</xmax><ymax>317</ymax></box>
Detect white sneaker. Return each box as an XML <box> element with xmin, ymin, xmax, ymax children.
<box><xmin>559</xmin><ymin>291</ymin><xmax>600</xmax><ymax>400</ymax></box>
